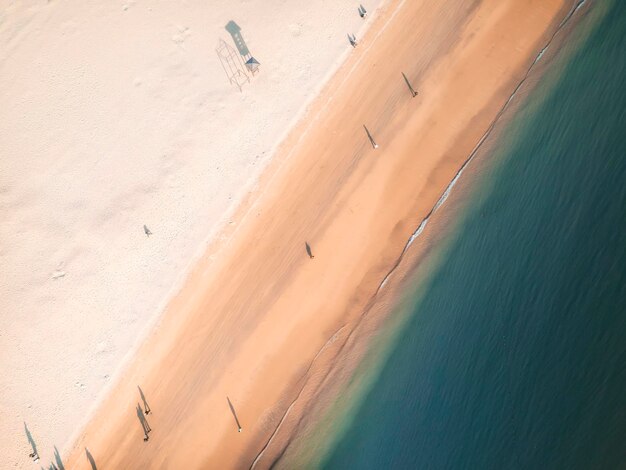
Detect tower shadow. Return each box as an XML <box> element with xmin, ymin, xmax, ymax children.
<box><xmin>53</xmin><ymin>446</ymin><xmax>65</xmax><ymax>470</ymax></box>
<box><xmin>305</xmin><ymin>242</ymin><xmax>314</xmax><ymax>259</ymax></box>
<box><xmin>227</xmin><ymin>397</ymin><xmax>242</xmax><ymax>432</ymax></box>
<box><xmin>85</xmin><ymin>448</ymin><xmax>97</xmax><ymax>470</ymax></box>
<box><xmin>225</xmin><ymin>20</ymin><xmax>250</xmax><ymax>59</ymax></box>
<box><xmin>136</xmin><ymin>403</ymin><xmax>152</xmax><ymax>440</ymax></box>
<box><xmin>24</xmin><ymin>422</ymin><xmax>38</xmax><ymax>460</ymax></box>
<box><xmin>138</xmin><ymin>385</ymin><xmax>151</xmax><ymax>415</ymax></box>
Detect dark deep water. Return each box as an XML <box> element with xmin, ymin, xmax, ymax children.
<box><xmin>322</xmin><ymin>2</ymin><xmax>626</xmax><ymax>469</ymax></box>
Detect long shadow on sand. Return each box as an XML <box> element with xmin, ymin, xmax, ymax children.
<box><xmin>85</xmin><ymin>448</ymin><xmax>97</xmax><ymax>470</ymax></box>
<box><xmin>305</xmin><ymin>242</ymin><xmax>315</xmax><ymax>259</ymax></box>
<box><xmin>24</xmin><ymin>422</ymin><xmax>38</xmax><ymax>460</ymax></box>
<box><xmin>136</xmin><ymin>403</ymin><xmax>152</xmax><ymax>438</ymax></box>
<box><xmin>53</xmin><ymin>446</ymin><xmax>65</xmax><ymax>469</ymax></box>
<box><xmin>138</xmin><ymin>385</ymin><xmax>151</xmax><ymax>415</ymax></box>
<box><xmin>227</xmin><ymin>397</ymin><xmax>243</xmax><ymax>432</ymax></box>
<box><xmin>225</xmin><ymin>20</ymin><xmax>250</xmax><ymax>58</ymax></box>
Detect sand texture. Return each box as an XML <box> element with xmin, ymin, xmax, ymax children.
<box><xmin>49</xmin><ymin>0</ymin><xmax>570</xmax><ymax>468</ymax></box>
<box><xmin>0</xmin><ymin>0</ymin><xmax>383</xmax><ymax>466</ymax></box>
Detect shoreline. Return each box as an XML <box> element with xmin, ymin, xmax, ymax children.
<box><xmin>257</xmin><ymin>0</ymin><xmax>595</xmax><ymax>465</ymax></box>
<box><xmin>60</xmin><ymin>0</ymin><xmax>572</xmax><ymax>468</ymax></box>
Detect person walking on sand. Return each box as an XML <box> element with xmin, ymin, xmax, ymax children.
<box><xmin>305</xmin><ymin>242</ymin><xmax>315</xmax><ymax>259</ymax></box>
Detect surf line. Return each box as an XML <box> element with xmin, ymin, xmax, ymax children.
<box><xmin>377</xmin><ymin>0</ymin><xmax>587</xmax><ymax>293</ymax></box>
<box><xmin>251</xmin><ymin>1</ymin><xmax>588</xmax><ymax>467</ymax></box>
<box><xmin>248</xmin><ymin>326</ymin><xmax>348</xmax><ymax>469</ymax></box>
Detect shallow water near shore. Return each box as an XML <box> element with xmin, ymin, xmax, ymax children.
<box><xmin>318</xmin><ymin>1</ymin><xmax>626</xmax><ymax>468</ymax></box>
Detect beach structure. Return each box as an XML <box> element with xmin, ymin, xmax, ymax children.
<box><xmin>225</xmin><ymin>21</ymin><xmax>261</xmax><ymax>77</ymax></box>
<box><xmin>216</xmin><ymin>39</ymin><xmax>250</xmax><ymax>92</ymax></box>
<box><xmin>245</xmin><ymin>57</ymin><xmax>261</xmax><ymax>75</ymax></box>
<box><xmin>363</xmin><ymin>125</ymin><xmax>378</xmax><ymax>149</ymax></box>
<box><xmin>402</xmin><ymin>72</ymin><xmax>418</xmax><ymax>98</ymax></box>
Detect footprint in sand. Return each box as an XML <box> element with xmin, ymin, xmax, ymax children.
<box><xmin>96</xmin><ymin>340</ymin><xmax>110</xmax><ymax>354</ymax></box>
<box><xmin>171</xmin><ymin>26</ymin><xmax>191</xmax><ymax>45</ymax></box>
<box><xmin>52</xmin><ymin>263</ymin><xmax>66</xmax><ymax>279</ymax></box>
<box><xmin>289</xmin><ymin>23</ymin><xmax>302</xmax><ymax>37</ymax></box>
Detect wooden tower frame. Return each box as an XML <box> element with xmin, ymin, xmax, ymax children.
<box><xmin>216</xmin><ymin>39</ymin><xmax>249</xmax><ymax>92</ymax></box>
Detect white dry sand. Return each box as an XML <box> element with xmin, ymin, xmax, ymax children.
<box><xmin>0</xmin><ymin>0</ymin><xmax>381</xmax><ymax>466</ymax></box>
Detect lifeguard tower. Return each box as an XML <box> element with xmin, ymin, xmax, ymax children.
<box><xmin>225</xmin><ymin>21</ymin><xmax>261</xmax><ymax>77</ymax></box>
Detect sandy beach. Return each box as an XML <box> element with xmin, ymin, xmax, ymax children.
<box><xmin>58</xmin><ymin>0</ymin><xmax>570</xmax><ymax>468</ymax></box>
<box><xmin>0</xmin><ymin>0</ymin><xmax>381</xmax><ymax>466</ymax></box>
<box><xmin>1</xmin><ymin>0</ymin><xmax>573</xmax><ymax>468</ymax></box>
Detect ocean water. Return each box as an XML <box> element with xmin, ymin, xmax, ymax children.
<box><xmin>320</xmin><ymin>1</ymin><xmax>626</xmax><ymax>469</ymax></box>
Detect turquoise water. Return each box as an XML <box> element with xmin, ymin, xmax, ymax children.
<box><xmin>321</xmin><ymin>2</ymin><xmax>626</xmax><ymax>469</ymax></box>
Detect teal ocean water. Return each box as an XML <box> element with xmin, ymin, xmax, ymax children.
<box><xmin>320</xmin><ymin>2</ymin><xmax>626</xmax><ymax>469</ymax></box>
